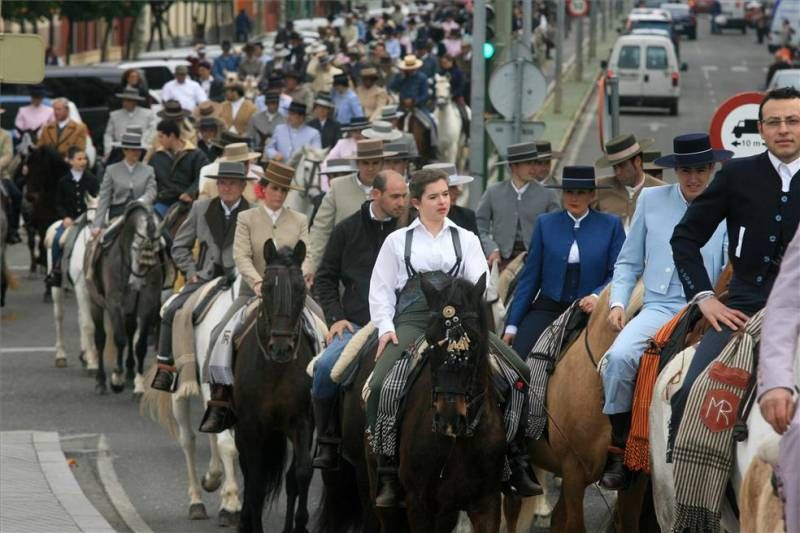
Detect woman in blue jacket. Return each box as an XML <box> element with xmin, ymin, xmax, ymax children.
<box><xmin>503</xmin><ymin>166</ymin><xmax>626</xmax><ymax>359</ymax></box>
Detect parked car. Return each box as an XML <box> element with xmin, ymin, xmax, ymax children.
<box><xmin>1</xmin><ymin>66</ymin><xmax>120</xmax><ymax>154</ymax></box>
<box><xmin>767</xmin><ymin>68</ymin><xmax>800</xmax><ymax>90</ymax></box>
<box><xmin>604</xmin><ymin>33</ymin><xmax>687</xmax><ymax>115</ymax></box>
<box><xmin>660</xmin><ymin>3</ymin><xmax>698</xmax><ymax>39</ymax></box>
<box><xmin>717</xmin><ymin>0</ymin><xmax>748</xmax><ymax>33</ymax></box>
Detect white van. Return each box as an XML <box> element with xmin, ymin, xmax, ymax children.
<box><xmin>605</xmin><ymin>33</ymin><xmax>687</xmax><ymax>115</ymax></box>
<box><xmin>717</xmin><ymin>0</ymin><xmax>747</xmax><ymax>32</ymax></box>
<box><xmin>768</xmin><ymin>0</ymin><xmax>800</xmax><ymax>51</ymax></box>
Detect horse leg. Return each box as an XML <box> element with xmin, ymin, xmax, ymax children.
<box><xmin>106</xmin><ymin>310</ymin><xmax>126</xmax><ymax>393</ymax></box>
<box><xmin>132</xmin><ymin>313</ymin><xmax>152</xmax><ymax>395</ymax></box>
<box><xmin>94</xmin><ymin>312</ymin><xmax>108</xmax><ymax>394</ymax></box>
<box><xmin>172</xmin><ymin>394</ymin><xmax>208</xmax><ymax>520</ymax></box>
<box><xmin>559</xmin><ymin>460</ymin><xmax>588</xmax><ymax>533</ymax></box>
<box><xmin>614</xmin><ymin>473</ymin><xmax>651</xmax><ymax>533</ymax></box>
<box><xmin>27</xmin><ymin>225</ymin><xmax>36</xmax><ymax>274</ymax></box>
<box><xmin>52</xmin><ymin>285</ymin><xmax>68</xmax><ymax>368</ymax></box>
<box><xmin>468</xmin><ymin>493</ymin><xmax>502</xmax><ymax>533</ymax></box>
<box><xmin>217</xmin><ymin>429</ymin><xmax>242</xmax><ymax>527</ymax></box>
<box><xmin>76</xmin><ymin>277</ymin><xmax>98</xmax><ymax>374</ymax></box>
<box><xmin>236</xmin><ymin>433</ymin><xmax>268</xmax><ymax>533</ymax></box>
<box><xmin>282</xmin><ymin>458</ymin><xmax>298</xmax><ymax>533</ymax></box>
<box><xmin>502</xmin><ymin>495</ymin><xmax>522</xmax><ymax>533</ymax></box>
<box><xmin>289</xmin><ymin>417</ymin><xmax>313</xmax><ymax>533</ymax></box>
<box><xmin>203</xmin><ymin>433</ymin><xmax>223</xmax><ymax>493</ymax></box>
<box><xmin>405</xmin><ymin>496</ymin><xmax>436</xmax><ymax>533</ymax></box>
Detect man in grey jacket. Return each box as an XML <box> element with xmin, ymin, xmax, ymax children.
<box><xmin>91</xmin><ymin>130</ymin><xmax>156</xmax><ymax>238</ymax></box>
<box><xmin>151</xmin><ymin>161</ymin><xmax>252</xmax><ymax>392</ymax></box>
<box><xmin>476</xmin><ymin>141</ymin><xmax>560</xmax><ymax>270</ymax></box>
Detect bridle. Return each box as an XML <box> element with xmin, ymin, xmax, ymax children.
<box><xmin>125</xmin><ymin>211</ymin><xmax>162</xmax><ymax>279</ymax></box>
<box><xmin>299</xmin><ymin>156</ymin><xmax>323</xmax><ymax>199</ymax></box>
<box><xmin>254</xmin><ymin>266</ymin><xmax>303</xmax><ymax>362</ymax></box>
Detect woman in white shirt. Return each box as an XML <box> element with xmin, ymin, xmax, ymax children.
<box><xmin>366</xmin><ymin>168</ymin><xmax>540</xmax><ymax>507</ymax></box>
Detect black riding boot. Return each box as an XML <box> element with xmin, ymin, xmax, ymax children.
<box><xmin>151</xmin><ymin>361</ymin><xmax>178</xmax><ymax>392</ymax></box>
<box><xmin>311</xmin><ymin>398</ymin><xmax>341</xmax><ymax>470</ymax></box>
<box><xmin>506</xmin><ymin>434</ymin><xmax>543</xmax><ymax>497</ymax></box>
<box><xmin>600</xmin><ymin>412</ymin><xmax>631</xmax><ymax>490</ymax></box>
<box><xmin>44</xmin><ymin>267</ymin><xmax>62</xmax><ymax>288</ymax></box>
<box><xmin>199</xmin><ymin>385</ymin><xmax>235</xmax><ymax>433</ymax></box>
<box><xmin>374</xmin><ymin>455</ymin><xmax>405</xmax><ymax>508</ymax></box>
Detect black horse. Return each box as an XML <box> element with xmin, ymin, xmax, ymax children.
<box><xmin>319</xmin><ymin>274</ymin><xmax>506</xmax><ymax>533</ymax></box>
<box><xmin>234</xmin><ymin>239</ymin><xmax>316</xmax><ymax>533</ymax></box>
<box><xmin>88</xmin><ymin>202</ymin><xmax>164</xmax><ymax>395</ymax></box>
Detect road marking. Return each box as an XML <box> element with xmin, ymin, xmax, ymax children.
<box><xmin>0</xmin><ymin>346</ymin><xmax>56</xmax><ymax>353</ymax></box>
<box><xmin>96</xmin><ymin>434</ymin><xmax>154</xmax><ymax>533</ymax></box>
<box><xmin>731</xmin><ymin>66</ymin><xmax>749</xmax><ymax>73</ymax></box>
<box><xmin>565</xmin><ymin>107</ymin><xmax>596</xmax><ymax>167</ymax></box>
<box><xmin>701</xmin><ymin>65</ymin><xmax>719</xmax><ymax>71</ymax></box>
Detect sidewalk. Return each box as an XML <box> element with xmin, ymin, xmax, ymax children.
<box><xmin>1</xmin><ymin>431</ymin><xmax>115</xmax><ymax>533</ymax></box>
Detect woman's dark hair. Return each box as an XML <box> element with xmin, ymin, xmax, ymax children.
<box><xmin>156</xmin><ymin>119</ymin><xmax>181</xmax><ymax>138</ymax></box>
<box><xmin>759</xmin><ymin>87</ymin><xmax>800</xmax><ymax>120</ymax></box>
<box><xmin>66</xmin><ymin>146</ymin><xmax>85</xmax><ymax>160</ymax></box>
<box><xmin>409</xmin><ymin>169</ymin><xmax>448</xmax><ymax>200</ymax></box>
<box><xmin>121</xmin><ymin>68</ymin><xmax>140</xmax><ymax>86</ymax></box>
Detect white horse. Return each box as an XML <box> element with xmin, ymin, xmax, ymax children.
<box><xmin>45</xmin><ymin>197</ymin><xmax>99</xmax><ymax>372</ymax></box>
<box><xmin>285</xmin><ymin>145</ymin><xmax>329</xmax><ymax>219</ymax></box>
<box><xmin>649</xmin><ymin>340</ymin><xmax>790</xmax><ymax>532</ymax></box>
<box><xmin>141</xmin><ymin>277</ymin><xmax>242</xmax><ymax>526</ymax></box>
<box><xmin>433</xmin><ymin>73</ymin><xmax>470</xmax><ymax>171</ymax></box>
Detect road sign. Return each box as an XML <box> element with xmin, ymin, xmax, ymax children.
<box><xmin>0</xmin><ymin>34</ymin><xmax>45</xmax><ymax>84</ymax></box>
<box><xmin>488</xmin><ymin>60</ymin><xmax>547</xmax><ymax>119</ymax></box>
<box><xmin>568</xmin><ymin>0</ymin><xmax>590</xmax><ymax>17</ymax></box>
<box><xmin>709</xmin><ymin>92</ymin><xmax>766</xmax><ymax>159</ymax></box>
<box><xmin>486</xmin><ymin>119</ymin><xmax>546</xmax><ymax>155</ymax></box>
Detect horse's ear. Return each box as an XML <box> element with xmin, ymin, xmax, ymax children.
<box><xmin>293</xmin><ymin>240</ymin><xmax>306</xmax><ymax>265</ymax></box>
<box><xmin>263</xmin><ymin>239</ymin><xmax>278</xmax><ymax>263</ymax></box>
<box><xmin>473</xmin><ymin>273</ymin><xmax>487</xmax><ymax>302</ymax></box>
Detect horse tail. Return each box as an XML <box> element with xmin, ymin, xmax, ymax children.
<box><xmin>316</xmin><ymin>462</ymin><xmax>363</xmax><ymax>533</ymax></box>
<box><xmin>260</xmin><ymin>430</ymin><xmax>289</xmax><ymax>503</ymax></box>
<box><xmin>139</xmin><ymin>363</ymin><xmax>178</xmax><ymax>438</ymax></box>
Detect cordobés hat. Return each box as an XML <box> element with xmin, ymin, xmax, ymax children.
<box><xmin>288</xmin><ymin>101</ymin><xmax>308</xmax><ymax>115</ymax></box>
<box><xmin>256</xmin><ymin>160</ymin><xmax>303</xmax><ymax>191</ymax></box>
<box><xmin>205</xmin><ymin>161</ymin><xmax>256</xmax><ymax>181</ymax></box>
<box><xmin>534</xmin><ymin>140</ymin><xmax>562</xmax><ymax>160</ymax></box>
<box><xmin>423</xmin><ymin>162</ymin><xmax>474</xmax><ymax>186</ymax></box>
<box><xmin>333</xmin><ymin>73</ymin><xmax>350</xmax><ymax>86</ymax></box>
<box><xmin>398</xmin><ymin>54</ymin><xmax>424</xmax><ymax>70</ymax></box>
<box><xmin>113</xmin><ymin>130</ymin><xmax>147</xmax><ymax>150</ymax></box>
<box><xmin>264</xmin><ymin>90</ymin><xmax>281</xmax><ymax>104</ymax></box>
<box><xmin>360</xmin><ymin>67</ymin><xmax>379</xmax><ymax>79</ymax></box>
<box><xmin>497</xmin><ymin>141</ymin><xmax>539</xmax><ymax>165</ymax></box>
<box><xmin>595</xmin><ymin>133</ymin><xmax>654</xmax><ymax>167</ymax></box>
<box><xmin>322</xmin><ymin>158</ymin><xmax>357</xmax><ymax>175</ymax></box>
<box><xmin>220</xmin><ymin>142</ymin><xmax>261</xmax><ymax>163</ymax></box>
<box><xmin>341</xmin><ymin>116</ymin><xmax>370</xmax><ymax>132</ymax></box>
<box><xmin>175</xmin><ymin>64</ymin><xmax>189</xmax><ymax>75</ymax></box>
<box><xmin>157</xmin><ymin>100</ymin><xmax>190</xmax><ymax>119</ymax></box>
<box><xmin>652</xmin><ymin>133</ymin><xmax>733</xmax><ymax>169</ymax></box>
<box><xmin>314</xmin><ymin>91</ymin><xmax>335</xmax><ymax>109</ymax></box>
<box><xmin>642</xmin><ymin>151</ymin><xmax>663</xmax><ymax>172</ymax></box>
<box><xmin>115</xmin><ymin>87</ymin><xmax>146</xmax><ymax>103</ymax></box>
<box><xmin>379</xmin><ymin>104</ymin><xmax>404</xmax><ymax>120</ymax></box>
<box><xmin>353</xmin><ymin>139</ymin><xmax>397</xmax><ymax>160</ymax></box>
<box><xmin>362</xmin><ymin>120</ymin><xmax>402</xmax><ymax>141</ymax></box>
<box><xmin>547</xmin><ymin>165</ymin><xmax>611</xmax><ymax>190</ymax></box>
<box><xmin>383</xmin><ymin>139</ymin><xmax>412</xmax><ymax>160</ymax></box>
<box><xmin>211</xmin><ymin>130</ymin><xmax>251</xmax><ymax>149</ymax></box>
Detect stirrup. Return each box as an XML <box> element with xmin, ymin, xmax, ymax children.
<box><xmin>198</xmin><ymin>400</ymin><xmax>234</xmax><ymax>433</ymax></box>
<box><xmin>151</xmin><ymin>363</ymin><xmax>179</xmax><ymax>393</ymax></box>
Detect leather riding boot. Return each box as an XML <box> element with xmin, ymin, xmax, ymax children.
<box><xmin>199</xmin><ymin>385</ymin><xmax>235</xmax><ymax>433</ymax></box>
<box><xmin>311</xmin><ymin>398</ymin><xmax>341</xmax><ymax>470</ymax></box>
<box><xmin>374</xmin><ymin>455</ymin><xmax>405</xmax><ymax>508</ymax></box>
<box><xmin>151</xmin><ymin>362</ymin><xmax>178</xmax><ymax>393</ymax></box>
<box><xmin>506</xmin><ymin>437</ymin><xmax>543</xmax><ymax>497</ymax></box>
<box><xmin>600</xmin><ymin>412</ymin><xmax>632</xmax><ymax>490</ymax></box>
<box><xmin>44</xmin><ymin>268</ymin><xmax>62</xmax><ymax>288</ymax></box>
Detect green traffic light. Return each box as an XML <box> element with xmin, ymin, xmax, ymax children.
<box><xmin>483</xmin><ymin>42</ymin><xmax>495</xmax><ymax>59</ymax></box>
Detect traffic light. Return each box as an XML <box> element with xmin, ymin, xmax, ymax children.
<box><xmin>483</xmin><ymin>42</ymin><xmax>495</xmax><ymax>59</ymax></box>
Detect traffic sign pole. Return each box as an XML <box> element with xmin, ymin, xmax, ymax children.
<box><xmin>608</xmin><ymin>75</ymin><xmax>620</xmax><ymax>137</ymax></box>
<box><xmin>469</xmin><ymin>0</ymin><xmax>487</xmax><ymax>203</ymax></box>
<box><xmin>555</xmin><ymin>0</ymin><xmax>565</xmax><ymax>114</ymax></box>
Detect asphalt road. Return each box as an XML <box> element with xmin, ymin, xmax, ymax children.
<box><xmin>0</xmin><ymin>18</ymin><xmax>772</xmax><ymax>533</ymax></box>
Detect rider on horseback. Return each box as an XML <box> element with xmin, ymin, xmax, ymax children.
<box><xmin>598</xmin><ymin>133</ymin><xmax>731</xmax><ymax>490</ymax></box>
<box><xmin>45</xmin><ymin>146</ymin><xmax>99</xmax><ymax>288</ymax></box>
<box><xmin>368</xmin><ymin>168</ymin><xmax>541</xmax><ymax>508</ymax></box>
<box><xmin>151</xmin><ymin>162</ymin><xmax>253</xmax><ymax>393</ymax></box>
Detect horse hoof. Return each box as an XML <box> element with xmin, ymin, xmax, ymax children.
<box><xmin>79</xmin><ymin>351</ymin><xmax>87</xmax><ymax>368</ymax></box>
<box><xmin>95</xmin><ymin>383</ymin><xmax>107</xmax><ymax>395</ymax></box>
<box><xmin>110</xmin><ymin>382</ymin><xmax>124</xmax><ymax>394</ymax></box>
<box><xmin>218</xmin><ymin>509</ymin><xmax>233</xmax><ymax>527</ymax></box>
<box><xmin>54</xmin><ymin>358</ymin><xmax>67</xmax><ymax>368</ymax></box>
<box><xmin>188</xmin><ymin>503</ymin><xmax>208</xmax><ymax>520</ymax></box>
<box><xmin>201</xmin><ymin>473</ymin><xmax>222</xmax><ymax>493</ymax></box>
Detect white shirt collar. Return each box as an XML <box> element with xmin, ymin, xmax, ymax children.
<box><xmin>222</xmin><ymin>199</ymin><xmax>241</xmax><ymax>216</ymax></box>
<box><xmin>510</xmin><ymin>179</ymin><xmax>530</xmax><ymax>198</ymax></box>
<box><xmin>625</xmin><ymin>172</ymin><xmax>646</xmax><ymax>198</ymax></box>
<box><xmin>368</xmin><ymin>202</ymin><xmax>392</xmax><ymax>221</ymax></box>
<box><xmin>70</xmin><ymin>169</ymin><xmax>83</xmax><ymax>182</ymax></box>
<box><xmin>408</xmin><ymin>216</ymin><xmax>457</xmax><ymax>238</ymax></box>
<box><xmin>263</xmin><ymin>205</ymin><xmax>282</xmax><ymax>223</ymax></box>
<box><xmin>354</xmin><ymin>174</ymin><xmax>373</xmax><ymax>195</ymax></box>
<box><xmin>58</xmin><ymin>119</ymin><xmax>70</xmax><ymax>129</ymax></box>
<box><xmin>767</xmin><ymin>150</ymin><xmax>800</xmax><ymax>192</ymax></box>
<box><xmin>123</xmin><ymin>161</ymin><xmax>137</xmax><ymax>173</ymax></box>
<box><xmin>567</xmin><ymin>210</ymin><xmax>590</xmax><ymax>228</ymax></box>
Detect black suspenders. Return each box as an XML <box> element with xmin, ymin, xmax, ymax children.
<box><xmin>403</xmin><ymin>226</ymin><xmax>463</xmax><ymax>278</ymax></box>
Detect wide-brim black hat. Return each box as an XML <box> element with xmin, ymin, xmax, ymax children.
<box><xmin>547</xmin><ymin>165</ymin><xmax>612</xmax><ymax>190</ymax></box>
<box><xmin>496</xmin><ymin>141</ymin><xmax>539</xmax><ymax>165</ymax></box>
<box><xmin>157</xmin><ymin>100</ymin><xmax>190</xmax><ymax>119</ymax></box>
<box><xmin>653</xmin><ymin>133</ymin><xmax>733</xmax><ymax>168</ymax></box>
<box><xmin>288</xmin><ymin>101</ymin><xmax>307</xmax><ymax>115</ymax></box>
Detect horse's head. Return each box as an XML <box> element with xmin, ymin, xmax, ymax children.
<box><xmin>293</xmin><ymin>146</ymin><xmax>328</xmax><ymax>196</ymax></box>
<box><xmin>257</xmin><ymin>239</ymin><xmax>307</xmax><ymax>363</ymax></box>
<box><xmin>124</xmin><ymin>203</ymin><xmax>161</xmax><ymax>284</ymax></box>
<box><xmin>434</xmin><ymin>74</ymin><xmax>452</xmax><ymax>107</ymax></box>
<box><xmin>421</xmin><ymin>273</ymin><xmax>488</xmax><ymax>437</ymax></box>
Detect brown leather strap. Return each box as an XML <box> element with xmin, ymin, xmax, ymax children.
<box><xmin>608</xmin><ymin>445</ymin><xmax>625</xmax><ymax>455</ymax></box>
<box><xmin>207</xmin><ymin>399</ymin><xmax>229</xmax><ymax>408</ymax></box>
<box><xmin>157</xmin><ymin>363</ymin><xmax>177</xmax><ymax>372</ymax></box>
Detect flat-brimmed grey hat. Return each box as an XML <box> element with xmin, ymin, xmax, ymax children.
<box><xmin>384</xmin><ymin>137</ymin><xmax>418</xmax><ymax>160</ymax></box>
<box><xmin>362</xmin><ymin>120</ymin><xmax>403</xmax><ymax>141</ymax></box>
<box><xmin>113</xmin><ymin>131</ymin><xmax>147</xmax><ymax>150</ymax></box>
<box><xmin>115</xmin><ymin>87</ymin><xmax>146</xmax><ymax>103</ymax></box>
<box><xmin>205</xmin><ymin>161</ymin><xmax>257</xmax><ymax>181</ymax></box>
<box><xmin>314</xmin><ymin>91</ymin><xmax>335</xmax><ymax>108</ymax></box>
<box><xmin>322</xmin><ymin>158</ymin><xmax>357</xmax><ymax>175</ymax></box>
<box><xmin>423</xmin><ymin>162</ymin><xmax>474</xmax><ymax>186</ymax></box>
<box><xmin>378</xmin><ymin>104</ymin><xmax>404</xmax><ymax>120</ymax></box>
<box><xmin>595</xmin><ymin>133</ymin><xmax>655</xmax><ymax>168</ymax></box>
<box><xmin>534</xmin><ymin>140</ymin><xmax>562</xmax><ymax>160</ymax></box>
<box><xmin>496</xmin><ymin>141</ymin><xmax>539</xmax><ymax>165</ymax></box>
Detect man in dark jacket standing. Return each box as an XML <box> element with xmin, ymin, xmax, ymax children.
<box><xmin>151</xmin><ymin>120</ymin><xmax>209</xmax><ymax>217</ymax></box>
<box><xmin>310</xmin><ymin>170</ymin><xmax>408</xmax><ymax>470</ymax></box>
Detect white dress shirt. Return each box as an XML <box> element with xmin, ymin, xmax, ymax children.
<box><xmin>262</xmin><ymin>205</ymin><xmax>283</xmax><ymax>224</ymax></box>
<box><xmin>767</xmin><ymin>151</ymin><xmax>800</xmax><ymax>192</ymax></box>
<box><xmin>624</xmin><ymin>173</ymin><xmax>646</xmax><ymax>199</ymax></box>
<box><xmin>567</xmin><ymin>210</ymin><xmax>590</xmax><ymax>263</ymax></box>
<box><xmin>222</xmin><ymin>199</ymin><xmax>241</xmax><ymax>217</ymax></box>
<box><xmin>70</xmin><ymin>169</ymin><xmax>84</xmax><ymax>182</ymax></box>
<box><xmin>510</xmin><ymin>180</ymin><xmax>530</xmax><ymax>200</ymax></box>
<box><xmin>231</xmin><ymin>97</ymin><xmax>244</xmax><ymax>119</ymax></box>
<box><xmin>369</xmin><ymin>217</ymin><xmax>488</xmax><ymax>337</ymax></box>
<box><xmin>161</xmin><ymin>79</ymin><xmax>208</xmax><ymax>111</ymax></box>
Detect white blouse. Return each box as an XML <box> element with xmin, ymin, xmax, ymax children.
<box><xmin>369</xmin><ymin>217</ymin><xmax>488</xmax><ymax>337</ymax></box>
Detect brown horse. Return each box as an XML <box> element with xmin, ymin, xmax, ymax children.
<box><xmin>233</xmin><ymin>240</ymin><xmax>315</xmax><ymax>533</ymax></box>
<box><xmin>398</xmin><ymin>103</ymin><xmax>436</xmax><ymax>165</ymax></box>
